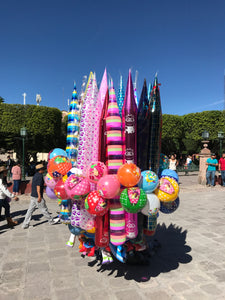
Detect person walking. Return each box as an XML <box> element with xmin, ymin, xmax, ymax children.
<box><xmin>11</xmin><ymin>162</ymin><xmax>21</xmax><ymax>195</ymax></box>
<box><xmin>22</xmin><ymin>164</ymin><xmax>59</xmax><ymax>229</ymax></box>
<box><xmin>206</xmin><ymin>153</ymin><xmax>218</xmax><ymax>187</ymax></box>
<box><xmin>6</xmin><ymin>155</ymin><xmax>13</xmax><ymax>181</ymax></box>
<box><xmin>0</xmin><ymin>166</ymin><xmax>19</xmax><ymax>226</ymax></box>
<box><xmin>218</xmin><ymin>153</ymin><xmax>225</xmax><ymax>186</ymax></box>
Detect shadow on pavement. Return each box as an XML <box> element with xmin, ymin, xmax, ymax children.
<box><xmin>89</xmin><ymin>223</ymin><xmax>192</xmax><ymax>282</ymax></box>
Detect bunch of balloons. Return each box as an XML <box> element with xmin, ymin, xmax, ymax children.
<box><xmin>44</xmin><ymin>148</ymin><xmax>179</xmax><ymax>264</ymax></box>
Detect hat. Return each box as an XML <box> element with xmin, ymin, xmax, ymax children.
<box><xmin>36</xmin><ymin>164</ymin><xmax>45</xmax><ymax>170</ymax></box>
<box><xmin>211</xmin><ymin>153</ymin><xmax>216</xmax><ymax>156</ymax></box>
<box><xmin>0</xmin><ymin>166</ymin><xmax>7</xmax><ymax>173</ymax></box>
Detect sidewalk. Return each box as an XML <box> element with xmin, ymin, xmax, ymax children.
<box><xmin>1</xmin><ymin>175</ymin><xmax>225</xmax><ymax>299</ymax></box>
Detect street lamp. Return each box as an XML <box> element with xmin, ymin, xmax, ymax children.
<box><xmin>20</xmin><ymin>127</ymin><xmax>27</xmax><ymax>181</ymax></box>
<box><xmin>202</xmin><ymin>130</ymin><xmax>209</xmax><ymax>140</ymax></box>
<box><xmin>218</xmin><ymin>131</ymin><xmax>224</xmax><ymax>158</ymax></box>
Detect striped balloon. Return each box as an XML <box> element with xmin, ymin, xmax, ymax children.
<box><xmin>106</xmin><ymin>80</ymin><xmax>123</xmax><ymax>174</ymax></box>
<box><xmin>106</xmin><ymin>80</ymin><xmax>126</xmax><ymax>246</ymax></box>
<box><xmin>66</xmin><ymin>83</ymin><xmax>80</xmax><ymax>165</ymax></box>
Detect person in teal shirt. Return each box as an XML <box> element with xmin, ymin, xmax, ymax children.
<box><xmin>206</xmin><ymin>153</ymin><xmax>218</xmax><ymax>186</ymax></box>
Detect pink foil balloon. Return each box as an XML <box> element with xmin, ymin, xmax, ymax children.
<box><xmin>97</xmin><ymin>175</ymin><xmax>120</xmax><ymax>199</ymax></box>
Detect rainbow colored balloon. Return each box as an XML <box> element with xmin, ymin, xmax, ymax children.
<box><xmin>66</xmin><ymin>83</ymin><xmax>80</xmax><ymax>165</ymax></box>
<box><xmin>117</xmin><ymin>75</ymin><xmax>125</xmax><ymax>117</ymax></box>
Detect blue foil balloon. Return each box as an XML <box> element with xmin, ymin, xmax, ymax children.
<box><xmin>161</xmin><ymin>169</ymin><xmax>179</xmax><ymax>182</ymax></box>
<box><xmin>49</xmin><ymin>148</ymin><xmax>67</xmax><ymax>159</ymax></box>
<box><xmin>138</xmin><ymin>170</ymin><xmax>159</xmax><ymax>193</ymax></box>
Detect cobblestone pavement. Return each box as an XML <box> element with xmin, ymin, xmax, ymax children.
<box><xmin>1</xmin><ymin>174</ymin><xmax>225</xmax><ymax>300</ymax></box>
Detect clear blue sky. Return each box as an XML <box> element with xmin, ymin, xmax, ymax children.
<box><xmin>1</xmin><ymin>0</ymin><xmax>225</xmax><ymax>115</ymax></box>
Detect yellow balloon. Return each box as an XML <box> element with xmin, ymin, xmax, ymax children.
<box><xmin>86</xmin><ymin>227</ymin><xmax>95</xmax><ymax>234</ymax></box>
<box><xmin>154</xmin><ymin>176</ymin><xmax>179</xmax><ymax>203</ymax></box>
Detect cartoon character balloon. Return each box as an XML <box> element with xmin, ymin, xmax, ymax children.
<box><xmin>120</xmin><ymin>187</ymin><xmax>147</xmax><ymax>213</ymax></box>
<box><xmin>65</xmin><ymin>174</ymin><xmax>90</xmax><ymax>200</ymax></box>
<box><xmin>154</xmin><ymin>176</ymin><xmax>179</xmax><ymax>203</ymax></box>
<box><xmin>86</xmin><ymin>161</ymin><xmax>107</xmax><ymax>183</ymax></box>
<box><xmin>85</xmin><ymin>191</ymin><xmax>109</xmax><ymax>216</ymax></box>
<box><xmin>44</xmin><ymin>173</ymin><xmax>57</xmax><ymax>189</ymax></box>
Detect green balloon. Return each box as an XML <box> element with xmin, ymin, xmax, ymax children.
<box><xmin>120</xmin><ymin>187</ymin><xmax>147</xmax><ymax>213</ymax></box>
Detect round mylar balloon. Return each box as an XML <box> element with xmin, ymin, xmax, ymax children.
<box><xmin>141</xmin><ymin>193</ymin><xmax>160</xmax><ymax>216</ymax></box>
<box><xmin>120</xmin><ymin>187</ymin><xmax>147</xmax><ymax>213</ymax></box>
<box><xmin>46</xmin><ymin>186</ymin><xmax>57</xmax><ymax>199</ymax></box>
<box><xmin>138</xmin><ymin>170</ymin><xmax>159</xmax><ymax>193</ymax></box>
<box><xmin>85</xmin><ymin>191</ymin><xmax>109</xmax><ymax>216</ymax></box>
<box><xmin>161</xmin><ymin>169</ymin><xmax>179</xmax><ymax>182</ymax></box>
<box><xmin>48</xmin><ymin>156</ymin><xmax>72</xmax><ymax>178</ymax></box>
<box><xmin>154</xmin><ymin>176</ymin><xmax>179</xmax><ymax>203</ymax></box>
<box><xmin>49</xmin><ymin>148</ymin><xmax>67</xmax><ymax>160</ymax></box>
<box><xmin>97</xmin><ymin>175</ymin><xmax>120</xmax><ymax>199</ymax></box>
<box><xmin>54</xmin><ymin>179</ymin><xmax>68</xmax><ymax>200</ymax></box>
<box><xmin>86</xmin><ymin>161</ymin><xmax>107</xmax><ymax>183</ymax></box>
<box><xmin>160</xmin><ymin>197</ymin><xmax>180</xmax><ymax>214</ymax></box>
<box><xmin>67</xmin><ymin>167</ymin><xmax>83</xmax><ymax>177</ymax></box>
<box><xmin>117</xmin><ymin>163</ymin><xmax>141</xmax><ymax>188</ymax></box>
<box><xmin>65</xmin><ymin>174</ymin><xmax>90</xmax><ymax>200</ymax></box>
<box><xmin>44</xmin><ymin>173</ymin><xmax>57</xmax><ymax>189</ymax></box>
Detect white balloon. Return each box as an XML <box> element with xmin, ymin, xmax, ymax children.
<box><xmin>141</xmin><ymin>193</ymin><xmax>160</xmax><ymax>216</ymax></box>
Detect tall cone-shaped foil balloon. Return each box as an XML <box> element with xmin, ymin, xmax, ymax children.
<box><xmin>66</xmin><ymin>83</ymin><xmax>80</xmax><ymax>165</ymax></box>
<box><xmin>133</xmin><ymin>70</ymin><xmax>139</xmax><ymax>107</ymax></box>
<box><xmin>99</xmin><ymin>89</ymin><xmax>109</xmax><ymax>163</ymax></box>
<box><xmin>137</xmin><ymin>79</ymin><xmax>150</xmax><ymax>170</ymax></box>
<box><xmin>122</xmin><ymin>70</ymin><xmax>138</xmax><ymax>164</ymax></box>
<box><xmin>77</xmin><ymin>72</ymin><xmax>99</xmax><ymax>174</ymax></box>
<box><xmin>148</xmin><ymin>83</ymin><xmax>152</xmax><ymax>102</ymax></box>
<box><xmin>106</xmin><ymin>79</ymin><xmax>123</xmax><ymax>173</ymax></box>
<box><xmin>91</xmin><ymin>70</ymin><xmax>107</xmax><ymax>162</ymax></box>
<box><xmin>117</xmin><ymin>75</ymin><xmax>125</xmax><ymax>117</ymax></box>
<box><xmin>148</xmin><ymin>75</ymin><xmax>162</xmax><ymax>173</ymax></box>
<box><xmin>106</xmin><ymin>79</ymin><xmax>125</xmax><ymax>246</ymax></box>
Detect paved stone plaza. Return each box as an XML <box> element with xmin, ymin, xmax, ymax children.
<box><xmin>1</xmin><ymin>174</ymin><xmax>225</xmax><ymax>300</ymax></box>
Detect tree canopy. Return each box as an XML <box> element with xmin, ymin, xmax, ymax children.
<box><xmin>0</xmin><ymin>104</ymin><xmax>65</xmax><ymax>161</ymax></box>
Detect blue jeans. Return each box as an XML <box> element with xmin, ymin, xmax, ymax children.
<box><xmin>221</xmin><ymin>170</ymin><xmax>225</xmax><ymax>186</ymax></box>
<box><xmin>0</xmin><ymin>198</ymin><xmax>10</xmax><ymax>218</ymax></box>
<box><xmin>13</xmin><ymin>180</ymin><xmax>20</xmax><ymax>193</ymax></box>
<box><xmin>206</xmin><ymin>170</ymin><xmax>216</xmax><ymax>186</ymax></box>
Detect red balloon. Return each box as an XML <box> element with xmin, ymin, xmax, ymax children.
<box><xmin>54</xmin><ymin>179</ymin><xmax>68</xmax><ymax>200</ymax></box>
<box><xmin>85</xmin><ymin>191</ymin><xmax>109</xmax><ymax>216</ymax></box>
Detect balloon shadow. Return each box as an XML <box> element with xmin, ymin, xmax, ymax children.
<box><xmin>88</xmin><ymin>223</ymin><xmax>192</xmax><ymax>282</ymax></box>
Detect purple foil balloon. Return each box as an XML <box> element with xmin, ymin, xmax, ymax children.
<box><xmin>122</xmin><ymin>70</ymin><xmax>138</xmax><ymax>164</ymax></box>
<box><xmin>46</xmin><ymin>186</ymin><xmax>57</xmax><ymax>199</ymax></box>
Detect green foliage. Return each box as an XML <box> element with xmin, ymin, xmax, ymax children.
<box><xmin>0</xmin><ymin>97</ymin><xmax>5</xmax><ymax>103</ymax></box>
<box><xmin>162</xmin><ymin>114</ymin><xmax>183</xmax><ymax>155</ymax></box>
<box><xmin>162</xmin><ymin>110</ymin><xmax>225</xmax><ymax>156</ymax></box>
<box><xmin>0</xmin><ymin>104</ymin><xmax>63</xmax><ymax>155</ymax></box>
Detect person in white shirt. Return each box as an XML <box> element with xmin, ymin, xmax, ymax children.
<box><xmin>169</xmin><ymin>154</ymin><xmax>178</xmax><ymax>171</ymax></box>
<box><xmin>0</xmin><ymin>166</ymin><xmax>19</xmax><ymax>226</ymax></box>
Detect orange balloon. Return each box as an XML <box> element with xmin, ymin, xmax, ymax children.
<box><xmin>117</xmin><ymin>163</ymin><xmax>141</xmax><ymax>187</ymax></box>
